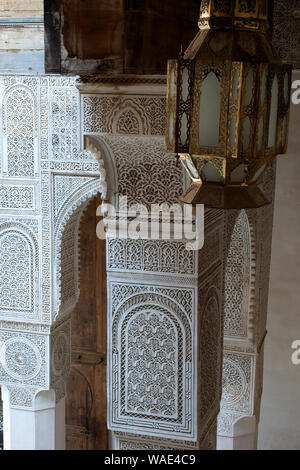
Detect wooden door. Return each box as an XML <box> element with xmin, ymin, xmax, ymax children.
<box><xmin>65</xmin><ymin>195</ymin><xmax>107</xmax><ymax>450</ymax></box>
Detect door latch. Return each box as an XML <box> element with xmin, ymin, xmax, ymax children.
<box><xmin>71</xmin><ymin>349</ymin><xmax>105</xmax><ymax>365</ymax></box>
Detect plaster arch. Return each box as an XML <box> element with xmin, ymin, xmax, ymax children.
<box><xmin>53</xmin><ymin>136</ymin><xmax>115</xmax><ymax>321</ymax></box>
<box><xmin>84</xmin><ymin>134</ymin><xmax>118</xmax><ymax>206</ymax></box>
<box><xmin>53</xmin><ymin>179</ymin><xmax>105</xmax><ymax>320</ymax></box>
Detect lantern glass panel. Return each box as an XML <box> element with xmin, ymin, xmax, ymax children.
<box><xmin>230</xmin><ymin>164</ymin><xmax>247</xmax><ymax>183</ymax></box>
<box><xmin>182</xmin><ymin>157</ymin><xmax>199</xmax><ymax>179</ymax></box>
<box><xmin>180</xmin><ymin>113</ymin><xmax>188</xmax><ymax>146</ymax></box>
<box><xmin>181</xmin><ymin>67</ymin><xmax>189</xmax><ymax>102</ymax></box>
<box><xmin>257</xmin><ymin>116</ymin><xmax>264</xmax><ymax>152</ymax></box>
<box><xmin>249</xmin><ymin>163</ymin><xmax>266</xmax><ymax>183</ymax></box>
<box><xmin>229</xmin><ymin>116</ymin><xmax>236</xmax><ymax>149</ymax></box>
<box><xmin>168</xmin><ymin>111</ymin><xmax>174</xmax><ymax>147</ymax></box>
<box><xmin>198</xmin><ymin>72</ymin><xmax>221</xmax><ymax>147</ymax></box>
<box><xmin>268</xmin><ymin>75</ymin><xmax>279</xmax><ymax>148</ymax></box>
<box><xmin>201</xmin><ymin>161</ymin><xmax>222</xmax><ymax>182</ymax></box>
<box><xmin>169</xmin><ymin>66</ymin><xmax>176</xmax><ymax>99</ymax></box>
<box><xmin>242</xmin><ymin>116</ymin><xmax>251</xmax><ymax>151</ymax></box>
<box><xmin>260</xmin><ymin>70</ymin><xmax>267</xmax><ymax>105</ymax></box>
<box><xmin>232</xmin><ymin>69</ymin><xmax>239</xmax><ymax>103</ymax></box>
<box><xmin>245</xmin><ymin>69</ymin><xmax>254</xmax><ymax>105</ymax></box>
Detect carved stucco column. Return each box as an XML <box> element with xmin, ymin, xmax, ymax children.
<box><xmin>0</xmin><ymin>75</ymin><xmax>103</xmax><ymax>449</ymax></box>
<box><xmin>85</xmin><ymin>134</ymin><xmax>226</xmax><ymax>450</ymax></box>
<box><xmin>217</xmin><ymin>164</ymin><xmax>276</xmax><ymax>450</ymax></box>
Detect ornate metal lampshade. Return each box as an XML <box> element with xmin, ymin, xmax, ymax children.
<box><xmin>165</xmin><ymin>0</ymin><xmax>292</xmax><ymax>208</ymax></box>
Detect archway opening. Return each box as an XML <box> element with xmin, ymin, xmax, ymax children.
<box><xmin>65</xmin><ymin>195</ymin><xmax>107</xmax><ymax>450</ymax></box>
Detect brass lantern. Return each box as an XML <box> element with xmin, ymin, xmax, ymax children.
<box><xmin>165</xmin><ymin>0</ymin><xmax>292</xmax><ymax>208</ymax></box>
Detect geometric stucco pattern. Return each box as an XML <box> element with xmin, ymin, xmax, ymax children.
<box><xmin>108</xmin><ymin>281</ymin><xmax>195</xmax><ymax>439</ymax></box>
<box><xmin>112</xmin><ymin>431</ymin><xmax>199</xmax><ymax>450</ymax></box>
<box><xmin>223</xmin><ymin>210</ymin><xmax>251</xmax><ymax>339</ymax></box>
<box><xmin>82</xmin><ymin>95</ymin><xmax>166</xmax><ymax>135</ymax></box>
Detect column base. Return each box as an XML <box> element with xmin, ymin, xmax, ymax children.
<box><xmin>217</xmin><ymin>416</ymin><xmax>258</xmax><ymax>450</ymax></box>
<box><xmin>217</xmin><ymin>432</ymin><xmax>257</xmax><ymax>450</ymax></box>
<box><xmin>2</xmin><ymin>388</ymin><xmax>65</xmax><ymax>450</ymax></box>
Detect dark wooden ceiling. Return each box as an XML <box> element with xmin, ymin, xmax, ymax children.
<box><xmin>44</xmin><ymin>0</ymin><xmax>200</xmax><ymax>75</ymax></box>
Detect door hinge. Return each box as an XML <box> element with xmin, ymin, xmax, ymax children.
<box><xmin>71</xmin><ymin>349</ymin><xmax>105</xmax><ymax>365</ymax></box>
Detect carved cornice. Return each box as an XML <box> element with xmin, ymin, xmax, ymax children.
<box><xmin>76</xmin><ymin>75</ymin><xmax>167</xmax><ymax>95</ymax></box>
<box><xmin>77</xmin><ymin>74</ymin><xmax>167</xmax><ymax>85</ymax></box>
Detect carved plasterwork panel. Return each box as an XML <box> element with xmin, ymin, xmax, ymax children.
<box><xmin>83</xmin><ymin>96</ymin><xmax>166</xmax><ymax>135</ymax></box>
<box><xmin>220</xmin><ymin>353</ymin><xmax>252</xmax><ymax>414</ymax></box>
<box><xmin>108</xmin><ymin>280</ymin><xmax>196</xmax><ymax>440</ymax></box>
<box><xmin>0</xmin><ymin>232</ymin><xmax>33</xmax><ymax>312</ymax></box>
<box><xmin>51</xmin><ymin>86</ymin><xmax>80</xmax><ymax>160</ymax></box>
<box><xmin>0</xmin><ymin>330</ymin><xmax>48</xmax><ymax>409</ymax></box>
<box><xmin>0</xmin><ymin>185</ymin><xmax>35</xmax><ymax>211</ymax></box>
<box><xmin>2</xmin><ymin>84</ymin><xmax>38</xmax><ymax>178</ymax></box>
<box><xmin>0</xmin><ymin>75</ymin><xmax>102</xmax><ymax>412</ymax></box>
<box><xmin>57</xmin><ymin>208</ymin><xmax>80</xmax><ymax>317</ymax></box>
<box><xmin>217</xmin><ymin>411</ymin><xmax>239</xmax><ymax>437</ymax></box>
<box><xmin>224</xmin><ymin>210</ymin><xmax>251</xmax><ymax>339</ymax></box>
<box><xmin>217</xmin><ymin>352</ymin><xmax>255</xmax><ymax>437</ymax></box>
<box><xmin>53</xmin><ymin>174</ymin><xmax>98</xmax><ymax>224</ymax></box>
<box><xmin>107</xmin><ymin>238</ymin><xmax>196</xmax><ymax>275</ymax></box>
<box><xmin>0</xmin><ymin>222</ymin><xmax>39</xmax><ymax>320</ymax></box>
<box><xmin>113</xmin><ymin>431</ymin><xmax>199</xmax><ymax>450</ymax></box>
